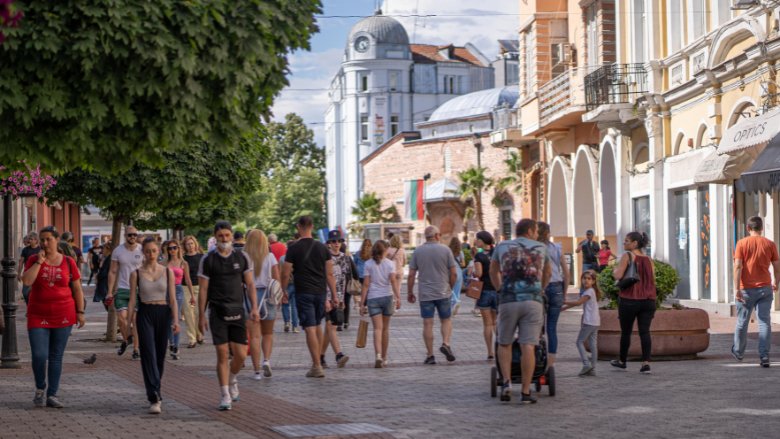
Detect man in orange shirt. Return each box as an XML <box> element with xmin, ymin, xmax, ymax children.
<box><xmin>733</xmin><ymin>216</ymin><xmax>780</xmax><ymax>367</ymax></box>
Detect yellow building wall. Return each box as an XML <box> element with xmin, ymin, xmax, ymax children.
<box><xmin>669</xmin><ymin>100</ymin><xmax>711</xmax><ymax>155</ymax></box>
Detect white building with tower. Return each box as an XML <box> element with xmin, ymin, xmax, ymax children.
<box><xmin>325</xmin><ymin>9</ymin><xmax>494</xmax><ymax>231</ymax></box>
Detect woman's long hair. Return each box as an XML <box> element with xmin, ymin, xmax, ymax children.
<box><xmin>359</xmin><ymin>238</ymin><xmax>372</xmax><ymax>261</ymax></box>
<box><xmin>448</xmin><ymin>236</ymin><xmax>461</xmax><ymax>258</ymax></box>
<box><xmin>582</xmin><ymin>269</ymin><xmax>602</xmax><ymax>301</ymax></box>
<box><xmin>245</xmin><ymin>229</ymin><xmax>269</xmax><ymax>274</ymax></box>
<box><xmin>182</xmin><ymin>235</ymin><xmax>203</xmax><ymax>254</ymax></box>
<box><xmin>372</xmin><ymin>240</ymin><xmax>387</xmax><ymax>263</ymax></box>
<box><xmin>166</xmin><ymin>238</ymin><xmax>182</xmax><ymax>261</ymax></box>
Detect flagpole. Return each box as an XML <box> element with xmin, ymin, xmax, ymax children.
<box><xmin>423</xmin><ymin>173</ymin><xmax>431</xmax><ymax>226</ymax></box>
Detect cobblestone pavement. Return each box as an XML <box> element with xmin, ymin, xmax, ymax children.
<box><xmin>2</xmin><ymin>284</ymin><xmax>780</xmax><ymax>438</ymax></box>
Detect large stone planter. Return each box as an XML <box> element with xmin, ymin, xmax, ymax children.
<box><xmin>596</xmin><ymin>308</ymin><xmax>710</xmax><ymax>359</ymax></box>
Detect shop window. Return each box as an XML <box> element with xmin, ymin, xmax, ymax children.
<box><xmin>698</xmin><ymin>187</ymin><xmax>711</xmax><ymax>300</ymax></box>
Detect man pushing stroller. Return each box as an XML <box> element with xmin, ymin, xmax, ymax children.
<box><xmin>490</xmin><ymin>219</ymin><xmax>551</xmax><ymax>404</ymax></box>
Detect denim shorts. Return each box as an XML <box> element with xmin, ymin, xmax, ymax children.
<box><xmin>476</xmin><ymin>289</ymin><xmax>498</xmax><ymax>311</ymax></box>
<box><xmin>367</xmin><ymin>295</ymin><xmax>394</xmax><ymax>317</ymax></box>
<box><xmin>420</xmin><ymin>298</ymin><xmax>452</xmax><ymax>319</ymax></box>
<box><xmin>295</xmin><ymin>293</ymin><xmax>326</xmax><ymax>328</ymax></box>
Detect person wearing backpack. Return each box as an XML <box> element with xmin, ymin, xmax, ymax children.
<box><xmin>198</xmin><ymin>221</ymin><xmax>259</xmax><ymax>411</ymax></box>
<box><xmin>127</xmin><ymin>238</ymin><xmax>180</xmax><ymax>414</ymax></box>
<box><xmin>244</xmin><ymin>229</ymin><xmax>280</xmax><ymax>380</ymax></box>
<box><xmin>489</xmin><ymin>219</ymin><xmax>551</xmax><ymax>404</ymax></box>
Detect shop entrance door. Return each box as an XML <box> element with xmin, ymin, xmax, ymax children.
<box><xmin>672</xmin><ymin>190</ymin><xmax>690</xmax><ymax>299</ymax></box>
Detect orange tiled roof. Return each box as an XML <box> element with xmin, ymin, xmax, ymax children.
<box><xmin>410</xmin><ymin>44</ymin><xmax>484</xmax><ymax>66</ymax></box>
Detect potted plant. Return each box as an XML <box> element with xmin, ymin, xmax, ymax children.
<box><xmin>595</xmin><ymin>259</ymin><xmax>710</xmax><ymax>359</ymax></box>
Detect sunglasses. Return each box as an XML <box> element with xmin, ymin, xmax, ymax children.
<box><xmin>168</xmin><ymin>247</ymin><xmax>178</xmax><ymax>251</ymax></box>
<box><xmin>126</xmin><ymin>233</ymin><xmax>138</xmax><ymax>238</ymax></box>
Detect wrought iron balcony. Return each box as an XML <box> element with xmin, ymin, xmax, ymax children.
<box><xmin>584</xmin><ymin>63</ymin><xmax>648</xmax><ymax>111</ymax></box>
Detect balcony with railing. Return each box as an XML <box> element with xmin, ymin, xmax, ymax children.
<box><xmin>584</xmin><ymin>63</ymin><xmax>648</xmax><ymax>111</ymax></box>
<box><xmin>537</xmin><ymin>68</ymin><xmax>587</xmax><ymax>128</ymax></box>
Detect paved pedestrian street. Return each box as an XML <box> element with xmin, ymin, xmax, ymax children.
<box><xmin>2</xmin><ymin>286</ymin><xmax>780</xmax><ymax>439</ymax></box>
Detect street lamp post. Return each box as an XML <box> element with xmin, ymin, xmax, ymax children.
<box><xmin>472</xmin><ymin>133</ymin><xmax>483</xmax><ymax>169</ymax></box>
<box><xmin>1</xmin><ymin>193</ymin><xmax>20</xmax><ymax>368</ymax></box>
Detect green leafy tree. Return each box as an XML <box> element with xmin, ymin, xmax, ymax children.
<box><xmin>457</xmin><ymin>166</ymin><xmax>493</xmax><ymax>231</ymax></box>
<box><xmin>0</xmin><ymin>0</ymin><xmax>320</xmax><ymax>171</ymax></box>
<box><xmin>493</xmin><ymin>150</ymin><xmax>523</xmax><ymax>206</ymax></box>
<box><xmin>244</xmin><ymin>113</ymin><xmax>326</xmax><ymax>241</ymax></box>
<box><xmin>348</xmin><ymin>192</ymin><xmax>398</xmax><ymax>236</ymax></box>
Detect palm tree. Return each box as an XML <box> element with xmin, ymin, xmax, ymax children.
<box><xmin>457</xmin><ymin>166</ymin><xmax>493</xmax><ymax>231</ymax></box>
<box><xmin>349</xmin><ymin>192</ymin><xmax>397</xmax><ymax>235</ymax></box>
<box><xmin>491</xmin><ymin>150</ymin><xmax>525</xmax><ymax>210</ymax></box>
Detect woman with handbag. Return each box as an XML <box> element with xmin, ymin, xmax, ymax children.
<box><xmin>471</xmin><ymin>231</ymin><xmax>497</xmax><ymax>360</ymax></box>
<box><xmin>128</xmin><ymin>237</ymin><xmax>180</xmax><ymax>414</ymax></box>
<box><xmin>610</xmin><ymin>231</ymin><xmax>656</xmax><ymax>373</ymax></box>
<box><xmin>319</xmin><ymin>230</ymin><xmax>350</xmax><ymax>368</ymax></box>
<box><xmin>165</xmin><ymin>239</ymin><xmax>195</xmax><ymax>359</ymax></box>
<box><xmin>360</xmin><ymin>240</ymin><xmax>401</xmax><ymax>368</ymax></box>
<box><xmin>22</xmin><ymin>226</ymin><xmax>86</xmax><ymax>409</ymax></box>
<box><xmin>244</xmin><ymin>230</ymin><xmax>280</xmax><ymax>380</ymax></box>
<box><xmin>350</xmin><ymin>239</ymin><xmax>372</xmax><ymax>329</ymax></box>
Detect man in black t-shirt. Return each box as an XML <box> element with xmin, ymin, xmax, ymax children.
<box><xmin>17</xmin><ymin>232</ymin><xmax>41</xmax><ymax>304</ymax></box>
<box><xmin>198</xmin><ymin>221</ymin><xmax>258</xmax><ymax>411</ymax></box>
<box><xmin>576</xmin><ymin>229</ymin><xmax>600</xmax><ymax>273</ymax></box>
<box><xmin>281</xmin><ymin>215</ymin><xmax>338</xmax><ymax>378</ymax></box>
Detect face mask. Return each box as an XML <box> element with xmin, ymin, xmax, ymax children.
<box><xmin>216</xmin><ymin>241</ymin><xmax>233</xmax><ymax>252</ymax></box>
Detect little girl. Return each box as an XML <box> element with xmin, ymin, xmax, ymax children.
<box><xmin>563</xmin><ymin>270</ymin><xmax>602</xmax><ymax>376</ymax></box>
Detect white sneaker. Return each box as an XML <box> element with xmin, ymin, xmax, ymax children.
<box><xmin>252</xmin><ymin>371</ymin><xmax>263</xmax><ymax>381</ymax></box>
<box><xmin>229</xmin><ymin>381</ymin><xmax>240</xmax><ymax>401</ymax></box>
<box><xmin>149</xmin><ymin>401</ymin><xmax>162</xmax><ymax>414</ymax></box>
<box><xmin>262</xmin><ymin>361</ymin><xmax>272</xmax><ymax>377</ymax></box>
<box><xmin>218</xmin><ymin>396</ymin><xmax>232</xmax><ymax>411</ymax></box>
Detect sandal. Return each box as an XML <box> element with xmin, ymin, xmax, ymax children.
<box><xmin>187</xmin><ymin>343</ymin><xmax>197</xmax><ymax>349</ymax></box>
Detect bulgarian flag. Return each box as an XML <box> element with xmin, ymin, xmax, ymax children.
<box><xmin>405</xmin><ymin>179</ymin><xmax>425</xmax><ymax>220</ymax></box>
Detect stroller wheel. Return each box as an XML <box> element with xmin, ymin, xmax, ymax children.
<box><xmin>547</xmin><ymin>367</ymin><xmax>556</xmax><ymax>397</ymax></box>
<box><xmin>490</xmin><ymin>366</ymin><xmax>498</xmax><ymax>397</ymax></box>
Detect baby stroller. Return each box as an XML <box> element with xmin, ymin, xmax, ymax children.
<box><xmin>490</xmin><ymin>308</ymin><xmax>556</xmax><ymax>398</ymax></box>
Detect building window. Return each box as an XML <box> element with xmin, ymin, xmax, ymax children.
<box><xmin>359</xmin><ymin>72</ymin><xmax>369</xmax><ymax>92</ymax></box>
<box><xmin>389</xmin><ymin>71</ymin><xmax>401</xmax><ymax>92</ymax></box>
<box><xmin>585</xmin><ymin>5</ymin><xmax>598</xmax><ymax>69</ymax></box>
<box><xmin>691</xmin><ymin>0</ymin><xmax>706</xmax><ymax>40</ymax></box>
<box><xmin>390</xmin><ymin>114</ymin><xmax>399</xmax><ymax>136</ymax></box>
<box><xmin>443</xmin><ymin>75</ymin><xmax>457</xmax><ymax>94</ymax></box>
<box><xmin>669</xmin><ymin>0</ymin><xmax>682</xmax><ymax>54</ymax></box>
<box><xmin>632</xmin><ymin>0</ymin><xmax>646</xmax><ymax>64</ymax></box>
<box><xmin>633</xmin><ymin>196</ymin><xmax>651</xmax><ymax>255</ymax></box>
<box><xmin>360</xmin><ymin>114</ymin><xmax>368</xmax><ymax>141</ymax></box>
<box><xmin>523</xmin><ymin>31</ymin><xmax>535</xmax><ymax>92</ymax></box>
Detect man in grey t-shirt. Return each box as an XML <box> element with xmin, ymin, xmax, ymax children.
<box><xmin>407</xmin><ymin>225</ymin><xmax>458</xmax><ymax>364</ymax></box>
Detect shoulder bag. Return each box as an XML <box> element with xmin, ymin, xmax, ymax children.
<box><xmin>616</xmin><ymin>253</ymin><xmax>640</xmax><ymax>290</ymax></box>
<box><xmin>465</xmin><ymin>278</ymin><xmax>483</xmax><ymax>300</ymax></box>
<box><xmin>266</xmin><ymin>278</ymin><xmax>284</xmax><ymax>306</ymax></box>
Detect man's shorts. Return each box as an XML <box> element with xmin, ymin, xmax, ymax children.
<box><xmin>497</xmin><ymin>300</ymin><xmax>544</xmax><ymax>345</ymax></box>
<box><xmin>208</xmin><ymin>311</ymin><xmax>248</xmax><ymax>345</ymax></box>
<box><xmin>367</xmin><ymin>295</ymin><xmax>394</xmax><ymax>317</ymax></box>
<box><xmin>295</xmin><ymin>293</ymin><xmax>326</xmax><ymax>328</ymax></box>
<box><xmin>420</xmin><ymin>297</ymin><xmax>452</xmax><ymax>319</ymax></box>
<box><xmin>114</xmin><ymin>288</ymin><xmax>131</xmax><ymax>311</ymax></box>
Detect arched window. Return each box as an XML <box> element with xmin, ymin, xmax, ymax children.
<box><xmin>674</xmin><ymin>132</ymin><xmax>688</xmax><ymax>155</ymax></box>
<box><xmin>695</xmin><ymin>124</ymin><xmax>708</xmax><ymax>148</ymax></box>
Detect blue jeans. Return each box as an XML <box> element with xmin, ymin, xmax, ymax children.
<box><xmin>168</xmin><ymin>285</ymin><xmax>184</xmax><ymax>348</ymax></box>
<box><xmin>734</xmin><ymin>285</ymin><xmax>773</xmax><ymax>359</ymax></box>
<box><xmin>583</xmin><ymin>263</ymin><xmax>597</xmax><ymax>273</ymax></box>
<box><xmin>545</xmin><ymin>282</ymin><xmax>564</xmax><ymax>354</ymax></box>
<box><xmin>420</xmin><ymin>298</ymin><xmax>452</xmax><ymax>319</ymax></box>
<box><xmin>451</xmin><ymin>267</ymin><xmax>463</xmax><ymax>307</ymax></box>
<box><xmin>29</xmin><ymin>326</ymin><xmax>73</xmax><ymax>397</ymax></box>
<box><xmin>282</xmin><ymin>285</ymin><xmax>299</xmax><ymax>327</ymax></box>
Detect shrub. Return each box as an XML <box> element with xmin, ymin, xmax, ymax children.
<box><xmin>597</xmin><ymin>258</ymin><xmax>680</xmax><ymax>309</ymax></box>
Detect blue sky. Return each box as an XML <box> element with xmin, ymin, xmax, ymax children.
<box><xmin>271</xmin><ymin>0</ymin><xmax>519</xmax><ymax>145</ymax></box>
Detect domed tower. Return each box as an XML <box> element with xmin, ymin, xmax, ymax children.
<box><xmin>345</xmin><ymin>9</ymin><xmax>411</xmax><ymax>62</ymax></box>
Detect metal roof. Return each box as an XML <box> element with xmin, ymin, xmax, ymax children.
<box><xmin>349</xmin><ymin>11</ymin><xmax>409</xmax><ymax>45</ymax></box>
<box><xmin>427</xmin><ymin>86</ymin><xmax>519</xmax><ymax>123</ymax></box>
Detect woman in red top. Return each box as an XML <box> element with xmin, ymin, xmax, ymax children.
<box><xmin>610</xmin><ymin>231</ymin><xmax>656</xmax><ymax>373</ymax></box>
<box><xmin>21</xmin><ymin>226</ymin><xmax>85</xmax><ymax>408</ymax></box>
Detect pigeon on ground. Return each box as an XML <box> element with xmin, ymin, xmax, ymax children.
<box><xmin>83</xmin><ymin>354</ymin><xmax>97</xmax><ymax>365</ymax></box>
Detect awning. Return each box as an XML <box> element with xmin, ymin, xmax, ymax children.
<box><xmin>737</xmin><ymin>133</ymin><xmax>780</xmax><ymax>193</ymax></box>
<box><xmin>693</xmin><ymin>147</ymin><xmax>759</xmax><ymax>185</ymax></box>
<box><xmin>718</xmin><ymin>106</ymin><xmax>780</xmax><ymax>154</ymax></box>
<box><xmin>425</xmin><ymin>178</ymin><xmax>460</xmax><ymax>203</ymax></box>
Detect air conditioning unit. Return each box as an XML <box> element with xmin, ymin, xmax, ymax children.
<box><xmin>552</xmin><ymin>43</ymin><xmax>573</xmax><ymax>66</ymax></box>
<box><xmin>732</xmin><ymin>0</ymin><xmax>759</xmax><ymax>10</ymax></box>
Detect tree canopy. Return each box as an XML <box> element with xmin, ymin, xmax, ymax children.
<box><xmin>0</xmin><ymin>0</ymin><xmax>321</xmax><ymax>171</ymax></box>
<box><xmin>244</xmin><ymin>113</ymin><xmax>326</xmax><ymax>241</ymax></box>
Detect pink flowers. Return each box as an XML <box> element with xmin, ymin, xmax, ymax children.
<box><xmin>0</xmin><ymin>163</ymin><xmax>56</xmax><ymax>199</ymax></box>
<box><xmin>0</xmin><ymin>0</ymin><xmax>23</xmax><ymax>44</ymax></box>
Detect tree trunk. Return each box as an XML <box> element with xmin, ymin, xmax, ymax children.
<box><xmin>104</xmin><ymin>217</ymin><xmax>123</xmax><ymax>343</ymax></box>
<box><xmin>173</xmin><ymin>227</ymin><xmax>184</xmax><ymax>241</ymax></box>
<box><xmin>476</xmin><ymin>194</ymin><xmax>486</xmax><ymax>231</ymax></box>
